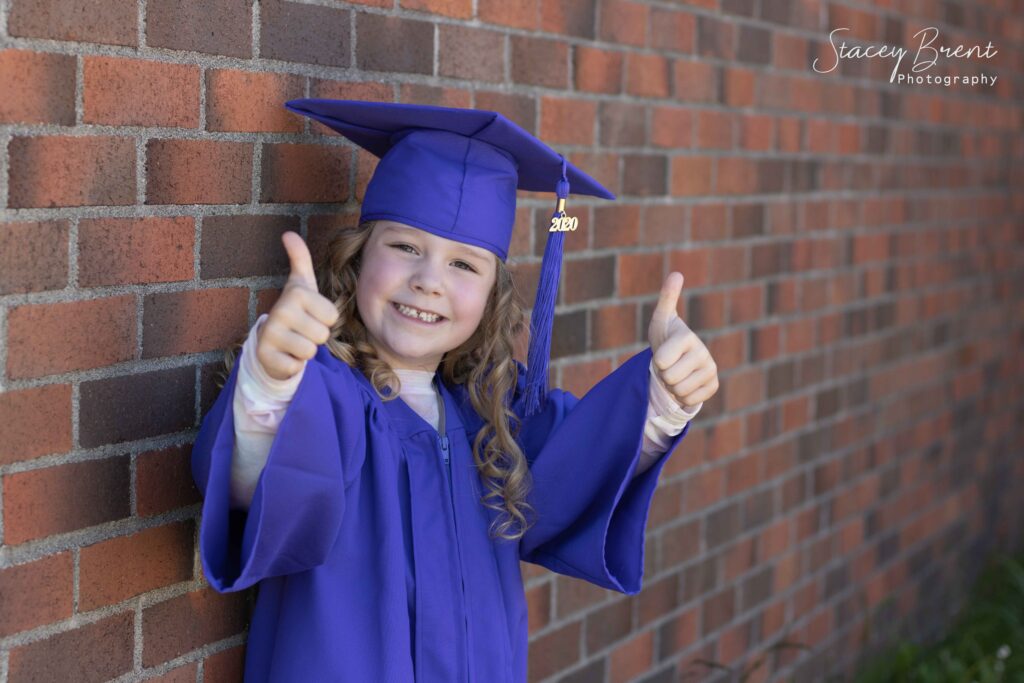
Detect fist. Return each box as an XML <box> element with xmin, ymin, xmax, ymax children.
<box><xmin>647</xmin><ymin>272</ymin><xmax>719</xmax><ymax>410</ymax></box>
<box><xmin>255</xmin><ymin>231</ymin><xmax>340</xmax><ymax>381</ymax></box>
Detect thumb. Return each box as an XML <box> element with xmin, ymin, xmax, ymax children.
<box><xmin>282</xmin><ymin>231</ymin><xmax>317</xmax><ymax>291</ymax></box>
<box><xmin>649</xmin><ymin>272</ymin><xmax>684</xmax><ymax>349</ymax></box>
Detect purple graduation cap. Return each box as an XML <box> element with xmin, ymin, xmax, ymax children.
<box><xmin>284</xmin><ymin>98</ymin><xmax>616</xmax><ymax>415</ymax></box>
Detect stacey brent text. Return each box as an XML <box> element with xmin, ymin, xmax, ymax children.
<box><xmin>812</xmin><ymin>27</ymin><xmax>997</xmax><ymax>83</ymax></box>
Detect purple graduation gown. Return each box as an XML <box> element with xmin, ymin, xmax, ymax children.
<box><xmin>191</xmin><ymin>344</ymin><xmax>692</xmax><ymax>682</ymax></box>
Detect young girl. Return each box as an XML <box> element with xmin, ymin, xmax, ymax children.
<box><xmin>192</xmin><ymin>99</ymin><xmax>719</xmax><ymax>682</ymax></box>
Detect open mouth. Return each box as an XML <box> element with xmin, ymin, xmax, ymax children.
<box><xmin>392</xmin><ymin>301</ymin><xmax>446</xmax><ymax>324</ymax></box>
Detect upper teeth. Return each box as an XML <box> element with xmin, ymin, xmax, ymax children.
<box><xmin>396</xmin><ymin>303</ymin><xmax>440</xmax><ymax>323</ymax></box>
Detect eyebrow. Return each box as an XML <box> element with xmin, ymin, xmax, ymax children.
<box><xmin>380</xmin><ymin>225</ymin><xmax>491</xmax><ymax>264</ymax></box>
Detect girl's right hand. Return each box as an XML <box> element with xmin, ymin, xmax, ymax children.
<box><xmin>255</xmin><ymin>231</ymin><xmax>341</xmax><ymax>381</ymax></box>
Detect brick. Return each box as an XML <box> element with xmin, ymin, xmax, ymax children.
<box><xmin>0</xmin><ymin>553</ymin><xmax>73</xmax><ymax>637</ymax></box>
<box><xmin>540</xmin><ymin>97</ymin><xmax>596</xmax><ymax>145</ymax></box>
<box><xmin>80</xmin><ymin>522</ymin><xmax>194</xmax><ymax>610</ymax></box>
<box><xmin>83</xmin><ymin>57</ymin><xmax>199</xmax><ymax>128</ymax></box>
<box><xmin>201</xmin><ymin>214</ymin><xmax>297</xmax><ymax>279</ymax></box>
<box><xmin>3</xmin><ymin>457</ymin><xmax>131</xmax><ymax>544</ymax></box>
<box><xmin>260</xmin><ymin>143</ymin><xmax>349</xmax><ymax>204</ymax></box>
<box><xmin>439</xmin><ymin>25</ymin><xmax>505</xmax><ymax>83</ymax></box>
<box><xmin>551</xmin><ymin>309</ymin><xmax>587</xmax><ymax>359</ymax></box>
<box><xmin>511</xmin><ymin>36</ymin><xmax>568</xmax><ymax>88</ymax></box>
<box><xmin>400</xmin><ymin>0</ymin><xmax>473</xmax><ymax>18</ymax></box>
<box><xmin>143</xmin><ymin>288</ymin><xmax>248</xmax><ymax>358</ymax></box>
<box><xmin>146</xmin><ymin>139</ymin><xmax>252</xmax><ymax>205</ymax></box>
<box><xmin>598</xmin><ymin>0</ymin><xmax>648</xmax><ymax>47</ymax></box>
<box><xmin>528</xmin><ymin>621</ymin><xmax>581</xmax><ymax>681</ymax></box>
<box><xmin>474</xmin><ymin>92</ymin><xmax>537</xmax><ymax>133</ymax></box>
<box><xmin>574</xmin><ymin>46</ymin><xmax>623</xmax><ymax>94</ymax></box>
<box><xmin>599</xmin><ymin>101</ymin><xmax>646</xmax><ymax>147</ymax></box>
<box><xmin>623</xmin><ymin>155</ymin><xmax>668</xmax><ymax>196</ymax></box>
<box><xmin>737</xmin><ymin>24</ymin><xmax>772</xmax><ymax>64</ymax></box>
<box><xmin>7</xmin><ymin>613</ymin><xmax>134</xmax><ymax>683</ymax></box>
<box><xmin>562</xmin><ymin>255</ymin><xmax>615</xmax><ymax>304</ymax></box>
<box><xmin>147</xmin><ymin>0</ymin><xmax>251</xmax><ymax>57</ymax></box>
<box><xmin>668</xmin><ymin>249</ymin><xmax>711</xmax><ymax>290</ymax></box>
<box><xmin>8</xmin><ymin>136</ymin><xmax>135</xmax><ymax>208</ymax></box>
<box><xmin>724</xmin><ymin>67</ymin><xmax>756</xmax><ymax>108</ymax></box>
<box><xmin>540</xmin><ymin>0</ymin><xmax>596</xmax><ymax>39</ymax></box>
<box><xmin>79</xmin><ymin>367</ymin><xmax>195</xmax><ymax>448</ymax></box>
<box><xmin>9</xmin><ymin>0</ymin><xmax>136</xmax><ymax>46</ymax></box>
<box><xmin>651</xmin><ymin>105</ymin><xmax>692</xmax><ymax>148</ymax></box>
<box><xmin>626</xmin><ymin>53</ymin><xmax>671</xmax><ymax>98</ymax></box>
<box><xmin>479</xmin><ymin>0</ymin><xmax>539</xmax><ymax>30</ymax></box>
<box><xmin>207</xmin><ymin>70</ymin><xmax>304</xmax><ymax>133</ymax></box>
<box><xmin>260</xmin><ymin>0</ymin><xmax>350</xmax><ymax>67</ymax></box>
<box><xmin>610</xmin><ymin>630</ymin><xmax>654</xmax><ymax>683</ymax></box>
<box><xmin>673</xmin><ymin>59</ymin><xmax>717</xmax><ymax>103</ymax></box>
<box><xmin>313</xmin><ymin>80</ymin><xmax>392</xmax><ymax>103</ymax></box>
<box><xmin>79</xmin><ymin>217</ymin><xmax>194</xmax><ymax>287</ymax></box>
<box><xmin>0</xmin><ymin>221</ymin><xmax>69</xmax><ymax>294</ymax></box>
<box><xmin>137</xmin><ymin>444</ymin><xmax>202</xmax><ymax>517</ymax></box>
<box><xmin>567</xmin><ymin>151</ymin><xmax>620</xmax><ymax>197</ymax></box>
<box><xmin>670</xmin><ymin>156</ymin><xmax>713</xmax><ymax>197</ymax></box>
<box><xmin>6</xmin><ymin>296</ymin><xmax>135</xmax><ymax>380</ymax></box>
<box><xmin>356</xmin><ymin>13</ymin><xmax>433</xmax><ymax>75</ymax></box>
<box><xmin>651</xmin><ymin>8</ymin><xmax>695</xmax><ymax>53</ymax></box>
<box><xmin>142</xmin><ymin>589</ymin><xmax>248</xmax><ymax>667</ymax></box>
<box><xmin>398</xmin><ymin>84</ymin><xmax>472</xmax><ymax>108</ymax></box>
<box><xmin>585</xmin><ymin>598</ymin><xmax>632</xmax><ymax>653</ymax></box>
<box><xmin>150</xmin><ymin>663</ymin><xmax>197</xmax><ymax>683</ymax></box>
<box><xmin>696</xmin><ymin>15</ymin><xmax>734</xmax><ymax>60</ymax></box>
<box><xmin>619</xmin><ymin>252</ymin><xmax>663</xmax><ymax>297</ymax></box>
<box><xmin>0</xmin><ymin>384</ymin><xmax>73</xmax><ymax>466</ymax></box>
<box><xmin>592</xmin><ymin>302</ymin><xmax>636</xmax><ymax>350</ymax></box>
<box><xmin>0</xmin><ymin>50</ymin><xmax>75</xmax><ymax>125</ymax></box>
<box><xmin>204</xmin><ymin>646</ymin><xmax>246</xmax><ymax>682</ymax></box>
<box><xmin>593</xmin><ymin>204</ymin><xmax>640</xmax><ymax>248</ymax></box>
<box><xmin>696</xmin><ymin>110</ymin><xmax>733</xmax><ymax>149</ymax></box>
<box><xmin>561</xmin><ymin>357</ymin><xmax>613</xmax><ymax>396</ymax></box>
<box><xmin>717</xmin><ymin>157</ymin><xmax>758</xmax><ymax>194</ymax></box>
<box><xmin>642</xmin><ymin>204</ymin><xmax>686</xmax><ymax>246</ymax></box>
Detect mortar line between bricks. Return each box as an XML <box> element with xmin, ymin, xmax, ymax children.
<box><xmin>133</xmin><ymin>599</ymin><xmax>143</xmax><ymax>673</ymax></box>
<box><xmin>0</xmin><ymin>651</ymin><xmax>7</xmax><ymax>683</ymax></box>
<box><xmin>252</xmin><ymin>0</ymin><xmax>260</xmax><ymax>59</ymax></box>
<box><xmin>74</xmin><ymin>52</ymin><xmax>84</xmax><ymax>126</ymax></box>
<box><xmin>0</xmin><ymin>131</ymin><xmax>9</xmax><ymax>213</ymax></box>
<box><xmin>135</xmin><ymin>137</ymin><xmax>146</xmax><ymax>205</ymax></box>
<box><xmin>251</xmin><ymin>137</ymin><xmax>262</xmax><ymax>206</ymax></box>
<box><xmin>197</xmin><ymin>67</ymin><xmax>207</xmax><ymax>132</ymax></box>
<box><xmin>0</xmin><ymin>0</ymin><xmax>7</xmax><ymax>40</ymax></box>
<box><xmin>138</xmin><ymin>0</ymin><xmax>146</xmax><ymax>50</ymax></box>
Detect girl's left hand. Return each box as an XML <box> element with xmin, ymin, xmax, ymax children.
<box><xmin>647</xmin><ymin>272</ymin><xmax>719</xmax><ymax>410</ymax></box>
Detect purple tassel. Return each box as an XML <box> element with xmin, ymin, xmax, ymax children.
<box><xmin>523</xmin><ymin>160</ymin><xmax>571</xmax><ymax>417</ymax></box>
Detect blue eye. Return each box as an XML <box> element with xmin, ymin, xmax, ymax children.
<box><xmin>390</xmin><ymin>243</ymin><xmax>417</xmax><ymax>254</ymax></box>
<box><xmin>453</xmin><ymin>261</ymin><xmax>477</xmax><ymax>273</ymax></box>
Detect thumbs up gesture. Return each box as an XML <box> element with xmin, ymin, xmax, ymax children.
<box><xmin>647</xmin><ymin>272</ymin><xmax>719</xmax><ymax>410</ymax></box>
<box><xmin>255</xmin><ymin>231</ymin><xmax>341</xmax><ymax>381</ymax></box>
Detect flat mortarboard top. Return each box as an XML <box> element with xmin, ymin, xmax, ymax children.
<box><xmin>284</xmin><ymin>98</ymin><xmax>617</xmax><ymax>415</ymax></box>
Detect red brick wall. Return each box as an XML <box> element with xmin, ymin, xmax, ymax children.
<box><xmin>1</xmin><ymin>1</ymin><xmax>1022</xmax><ymax>682</ymax></box>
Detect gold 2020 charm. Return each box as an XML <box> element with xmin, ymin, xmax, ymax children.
<box><xmin>549</xmin><ymin>197</ymin><xmax>578</xmax><ymax>232</ymax></box>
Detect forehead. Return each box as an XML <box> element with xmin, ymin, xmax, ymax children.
<box><xmin>374</xmin><ymin>221</ymin><xmax>495</xmax><ymax>262</ymax></box>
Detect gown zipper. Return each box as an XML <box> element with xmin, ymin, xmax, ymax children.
<box><xmin>434</xmin><ymin>381</ymin><xmax>470</xmax><ymax>680</ymax></box>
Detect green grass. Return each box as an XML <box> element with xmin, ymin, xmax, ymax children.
<box><xmin>677</xmin><ymin>548</ymin><xmax>1024</xmax><ymax>683</ymax></box>
<box><xmin>853</xmin><ymin>550</ymin><xmax>1024</xmax><ymax>683</ymax></box>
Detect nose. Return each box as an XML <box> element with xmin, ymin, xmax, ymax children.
<box><xmin>409</xmin><ymin>257</ymin><xmax>444</xmax><ymax>297</ymax></box>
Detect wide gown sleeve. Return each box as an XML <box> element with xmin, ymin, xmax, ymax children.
<box><xmin>191</xmin><ymin>344</ymin><xmax>367</xmax><ymax>592</ymax></box>
<box><xmin>517</xmin><ymin>347</ymin><xmax>692</xmax><ymax>595</ymax></box>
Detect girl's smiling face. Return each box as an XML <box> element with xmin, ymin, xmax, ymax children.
<box><xmin>356</xmin><ymin>221</ymin><xmax>498</xmax><ymax>372</ymax></box>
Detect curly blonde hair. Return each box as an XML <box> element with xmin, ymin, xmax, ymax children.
<box><xmin>219</xmin><ymin>221</ymin><xmax>535</xmax><ymax>541</ymax></box>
